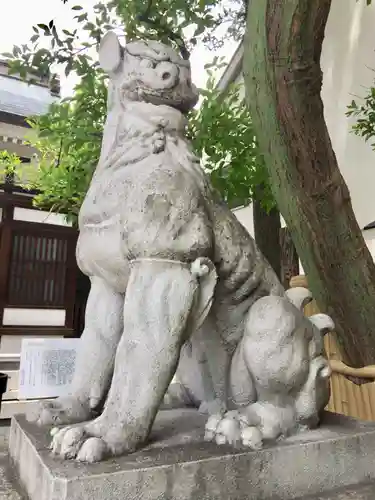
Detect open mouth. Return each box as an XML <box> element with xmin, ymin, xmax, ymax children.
<box><xmin>140</xmin><ymin>88</ymin><xmax>198</xmax><ymax>113</ymax></box>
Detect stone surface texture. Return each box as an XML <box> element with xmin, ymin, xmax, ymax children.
<box><xmin>0</xmin><ymin>424</ymin><xmax>24</xmax><ymax>499</ymax></box>
<box><xmin>298</xmin><ymin>483</ymin><xmax>375</xmax><ymax>499</ymax></box>
<box><xmin>10</xmin><ymin>409</ymin><xmax>375</xmax><ymax>500</ymax></box>
<box><xmin>25</xmin><ymin>32</ymin><xmax>335</xmax><ymax>463</ymax></box>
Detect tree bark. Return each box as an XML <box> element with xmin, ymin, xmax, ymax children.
<box><xmin>279</xmin><ymin>227</ymin><xmax>300</xmax><ymax>289</ymax></box>
<box><xmin>253</xmin><ymin>193</ymin><xmax>282</xmax><ymax>280</ymax></box>
<box><xmin>244</xmin><ymin>0</ymin><xmax>375</xmax><ymax>367</ymax></box>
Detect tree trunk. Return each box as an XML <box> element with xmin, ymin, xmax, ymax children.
<box><xmin>279</xmin><ymin>227</ymin><xmax>300</xmax><ymax>289</ymax></box>
<box><xmin>244</xmin><ymin>0</ymin><xmax>375</xmax><ymax>367</ymax></box>
<box><xmin>253</xmin><ymin>194</ymin><xmax>282</xmax><ymax>280</ymax></box>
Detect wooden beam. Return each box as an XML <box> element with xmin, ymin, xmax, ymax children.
<box><xmin>6</xmin><ymin>218</ymin><xmax>77</xmax><ymax>235</ymax></box>
<box><xmin>0</xmin><ymin>111</ymin><xmax>30</xmax><ymax>128</ymax></box>
<box><xmin>0</xmin><ymin>326</ymin><xmax>74</xmax><ymax>337</ymax></box>
<box><xmin>0</xmin><ymin>192</ymin><xmax>34</xmax><ymax>209</ymax></box>
<box><xmin>64</xmin><ymin>238</ymin><xmax>78</xmax><ymax>330</ymax></box>
<box><xmin>0</xmin><ymin>222</ymin><xmax>12</xmax><ymax>325</ymax></box>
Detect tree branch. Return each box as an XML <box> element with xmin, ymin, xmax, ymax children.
<box><xmin>137</xmin><ymin>0</ymin><xmax>190</xmax><ymax>59</ymax></box>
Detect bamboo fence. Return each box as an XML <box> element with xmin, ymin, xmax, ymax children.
<box><xmin>290</xmin><ymin>275</ymin><xmax>375</xmax><ymax>421</ymax></box>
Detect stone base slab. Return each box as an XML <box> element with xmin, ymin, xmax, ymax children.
<box><xmin>8</xmin><ymin>409</ymin><xmax>375</xmax><ymax>500</ymax></box>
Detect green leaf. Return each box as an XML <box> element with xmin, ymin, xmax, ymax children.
<box><xmin>72</xmin><ymin>5</ymin><xmax>83</xmax><ymax>10</ymax></box>
<box><xmin>12</xmin><ymin>45</ymin><xmax>21</xmax><ymax>57</ymax></box>
<box><xmin>37</xmin><ymin>23</ymin><xmax>49</xmax><ymax>32</ymax></box>
<box><xmin>65</xmin><ymin>60</ymin><xmax>74</xmax><ymax>77</ymax></box>
<box><xmin>75</xmin><ymin>13</ymin><xmax>88</xmax><ymax>22</ymax></box>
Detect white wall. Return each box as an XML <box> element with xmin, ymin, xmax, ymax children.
<box><xmin>13</xmin><ymin>207</ymin><xmax>71</xmax><ymax>226</ymax></box>
<box><xmin>0</xmin><ymin>121</ymin><xmax>31</xmax><ymax>142</ymax></box>
<box><xmin>321</xmin><ymin>0</ymin><xmax>375</xmax><ymax>234</ymax></box>
<box><xmin>0</xmin><ymin>74</ymin><xmax>55</xmax><ymax>107</ymax></box>
<box><xmin>233</xmin><ymin>205</ymin><xmax>254</xmax><ymax>235</ymax></box>
<box><xmin>2</xmin><ymin>308</ymin><xmax>66</xmax><ymax>327</ymax></box>
<box><xmin>0</xmin><ymin>121</ymin><xmax>39</xmax><ymax>159</ymax></box>
<box><xmin>232</xmin><ymin>0</ymin><xmax>375</xmax><ymax>262</ymax></box>
<box><xmin>364</xmin><ymin>228</ymin><xmax>375</xmax><ymax>257</ymax></box>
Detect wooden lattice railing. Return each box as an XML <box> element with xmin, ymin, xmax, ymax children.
<box><xmin>0</xmin><ymin>218</ymin><xmax>78</xmax><ymax>334</ymax></box>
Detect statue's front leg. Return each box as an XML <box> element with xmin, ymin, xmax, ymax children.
<box><xmin>51</xmin><ymin>258</ymin><xmax>207</xmax><ymax>462</ymax></box>
<box><xmin>28</xmin><ymin>277</ymin><xmax>124</xmax><ymax>426</ymax></box>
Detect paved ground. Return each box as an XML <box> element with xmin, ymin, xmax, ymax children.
<box><xmin>0</xmin><ymin>421</ymin><xmax>25</xmax><ymax>499</ymax></box>
<box><xmin>297</xmin><ymin>483</ymin><xmax>375</xmax><ymax>499</ymax></box>
<box><xmin>0</xmin><ymin>418</ymin><xmax>375</xmax><ymax>500</ymax></box>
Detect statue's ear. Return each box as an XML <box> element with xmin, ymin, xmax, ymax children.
<box><xmin>99</xmin><ymin>31</ymin><xmax>123</xmax><ymax>74</ymax></box>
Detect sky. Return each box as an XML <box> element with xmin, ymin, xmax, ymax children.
<box><xmin>0</xmin><ymin>0</ymin><xmax>238</xmax><ymax>97</ymax></box>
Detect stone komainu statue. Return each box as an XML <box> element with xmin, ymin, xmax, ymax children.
<box><xmin>28</xmin><ymin>32</ymin><xmax>334</xmax><ymax>463</ymax></box>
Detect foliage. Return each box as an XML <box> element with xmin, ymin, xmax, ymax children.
<box><xmin>2</xmin><ymin>0</ymin><xmax>246</xmax><ymax>83</ymax></box>
<box><xmin>188</xmin><ymin>72</ymin><xmax>273</xmax><ymax>210</ymax></box>
<box><xmin>346</xmin><ymin>0</ymin><xmax>375</xmax><ymax>152</ymax></box>
<box><xmin>347</xmin><ymin>87</ymin><xmax>375</xmax><ymax>150</ymax></box>
<box><xmin>1</xmin><ymin>0</ymin><xmax>271</xmax><ymax>222</ymax></box>
<box><xmin>0</xmin><ymin>151</ymin><xmax>22</xmax><ymax>182</ymax></box>
<box><xmin>3</xmin><ymin>69</ymin><xmax>270</xmax><ymax>223</ymax></box>
<box><xmin>18</xmin><ymin>74</ymin><xmax>106</xmax><ymax>223</ymax></box>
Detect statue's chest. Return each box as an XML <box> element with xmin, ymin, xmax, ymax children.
<box><xmin>80</xmin><ymin>168</ymin><xmax>138</xmax><ymax>225</ymax></box>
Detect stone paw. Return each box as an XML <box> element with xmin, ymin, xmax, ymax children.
<box><xmin>204</xmin><ymin>410</ymin><xmax>242</xmax><ymax>446</ymax></box>
<box><xmin>27</xmin><ymin>396</ymin><xmax>93</xmax><ymax>426</ymax></box>
<box><xmin>240</xmin><ymin>426</ymin><xmax>263</xmax><ymax>450</ymax></box>
<box><xmin>50</xmin><ymin>424</ymin><xmax>108</xmax><ymax>463</ymax></box>
<box><xmin>76</xmin><ymin>437</ymin><xmax>108</xmax><ymax>462</ymax></box>
<box><xmin>204</xmin><ymin>411</ymin><xmax>264</xmax><ymax>450</ymax></box>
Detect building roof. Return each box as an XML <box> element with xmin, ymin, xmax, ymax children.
<box><xmin>363</xmin><ymin>221</ymin><xmax>375</xmax><ymax>230</ymax></box>
<box><xmin>216</xmin><ymin>42</ymin><xmax>244</xmax><ymax>93</ymax></box>
<box><xmin>0</xmin><ymin>87</ymin><xmax>54</xmax><ymax>117</ymax></box>
<box><xmin>0</xmin><ymin>61</ymin><xmax>58</xmax><ymax>119</ymax></box>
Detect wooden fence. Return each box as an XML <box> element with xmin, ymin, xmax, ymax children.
<box><xmin>0</xmin><ymin>218</ymin><xmax>79</xmax><ymax>336</ymax></box>
<box><xmin>291</xmin><ymin>275</ymin><xmax>375</xmax><ymax>421</ymax></box>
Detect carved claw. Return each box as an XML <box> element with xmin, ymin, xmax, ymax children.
<box><xmin>50</xmin><ymin>424</ymin><xmax>108</xmax><ymax>463</ymax></box>
<box><xmin>76</xmin><ymin>437</ymin><xmax>108</xmax><ymax>463</ymax></box>
<box><xmin>27</xmin><ymin>397</ymin><xmax>92</xmax><ymax>426</ymax></box>
<box><xmin>204</xmin><ymin>413</ymin><xmax>222</xmax><ymax>441</ymax></box>
<box><xmin>51</xmin><ymin>426</ymin><xmax>86</xmax><ymax>459</ymax></box>
<box><xmin>241</xmin><ymin>426</ymin><xmax>263</xmax><ymax>450</ymax></box>
<box><xmin>204</xmin><ymin>410</ymin><xmax>263</xmax><ymax>448</ymax></box>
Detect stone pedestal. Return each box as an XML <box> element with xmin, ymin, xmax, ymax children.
<box><xmin>9</xmin><ymin>409</ymin><xmax>375</xmax><ymax>500</ymax></box>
